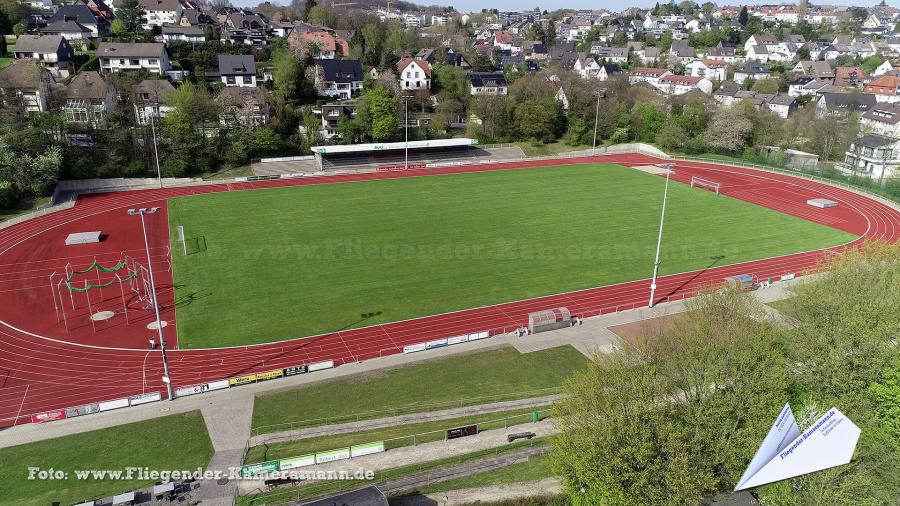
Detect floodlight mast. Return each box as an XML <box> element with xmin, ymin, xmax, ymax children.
<box><xmin>648</xmin><ymin>165</ymin><xmax>673</xmax><ymax>308</ymax></box>
<box><xmin>128</xmin><ymin>207</ymin><xmax>174</xmax><ymax>400</ymax></box>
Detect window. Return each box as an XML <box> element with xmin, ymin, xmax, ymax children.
<box><xmin>148</xmin><ymin>59</ymin><xmax>157</xmax><ymax>65</ymax></box>
<box><xmin>226</xmin><ymin>76</ymin><xmax>235</xmax><ymax>85</ymax></box>
<box><xmin>130</xmin><ymin>59</ymin><xmax>139</xmax><ymax>66</ymax></box>
<box><xmin>243</xmin><ymin>76</ymin><xmax>252</xmax><ymax>84</ymax></box>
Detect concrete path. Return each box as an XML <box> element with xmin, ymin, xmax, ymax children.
<box><xmin>391</xmin><ymin>478</ymin><xmax>562</xmax><ymax>506</ymax></box>
<box><xmin>195</xmin><ymin>393</ymin><xmax>255</xmax><ymax>504</ymax></box>
<box><xmin>252</xmin><ymin>395</ymin><xmax>559</xmax><ymax>446</ymax></box>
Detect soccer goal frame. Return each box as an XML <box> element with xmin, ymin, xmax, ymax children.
<box><xmin>690</xmin><ymin>176</ymin><xmax>720</xmax><ymax>195</ymax></box>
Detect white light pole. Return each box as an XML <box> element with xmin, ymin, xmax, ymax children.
<box><xmin>592</xmin><ymin>93</ymin><xmax>600</xmax><ymax>156</ymax></box>
<box><xmin>404</xmin><ymin>95</ymin><xmax>410</xmax><ymax>170</ymax></box>
<box><xmin>149</xmin><ymin>103</ymin><xmax>163</xmax><ymax>189</ymax></box>
<box><xmin>128</xmin><ymin>207</ymin><xmax>174</xmax><ymax>400</ymax></box>
<box><xmin>648</xmin><ymin>165</ymin><xmax>672</xmax><ymax>308</ymax></box>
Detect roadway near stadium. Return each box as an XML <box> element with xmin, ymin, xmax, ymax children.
<box><xmin>0</xmin><ymin>153</ymin><xmax>897</xmax><ymax>427</ymax></box>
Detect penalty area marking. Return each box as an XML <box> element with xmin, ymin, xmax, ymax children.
<box><xmin>633</xmin><ymin>165</ymin><xmax>674</xmax><ymax>175</ymax></box>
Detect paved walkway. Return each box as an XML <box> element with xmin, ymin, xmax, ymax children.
<box><xmin>392</xmin><ymin>478</ymin><xmax>562</xmax><ymax>506</ymax></box>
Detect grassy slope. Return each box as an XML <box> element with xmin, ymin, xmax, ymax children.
<box><xmin>245</xmin><ymin>407</ymin><xmax>547</xmax><ymax>464</ymax></box>
<box><xmin>251</xmin><ymin>346</ymin><xmax>586</xmax><ymax>432</ymax></box>
<box><xmin>168</xmin><ymin>163</ymin><xmax>854</xmax><ymax>347</ymax></box>
<box><xmin>0</xmin><ymin>411</ymin><xmax>213</xmax><ymax>506</ymax></box>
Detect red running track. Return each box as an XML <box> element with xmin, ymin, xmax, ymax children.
<box><xmin>0</xmin><ymin>154</ymin><xmax>897</xmax><ymax>427</ymax></box>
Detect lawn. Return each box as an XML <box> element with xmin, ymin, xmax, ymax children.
<box><xmin>251</xmin><ymin>346</ymin><xmax>586</xmax><ymax>433</ymax></box>
<box><xmin>0</xmin><ymin>411</ymin><xmax>213</xmax><ymax>506</ymax></box>
<box><xmin>245</xmin><ymin>407</ymin><xmax>548</xmax><ymax>463</ymax></box>
<box><xmin>168</xmin><ymin>163</ymin><xmax>854</xmax><ymax>348</ymax></box>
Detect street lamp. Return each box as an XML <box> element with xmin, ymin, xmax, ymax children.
<box><xmin>402</xmin><ymin>95</ymin><xmax>412</xmax><ymax>170</ymax></box>
<box><xmin>128</xmin><ymin>207</ymin><xmax>174</xmax><ymax>400</ymax></box>
<box><xmin>592</xmin><ymin>93</ymin><xmax>600</xmax><ymax>156</ymax></box>
<box><xmin>648</xmin><ymin>165</ymin><xmax>673</xmax><ymax>308</ymax></box>
<box><xmin>149</xmin><ymin>101</ymin><xmax>163</xmax><ymax>189</ymax></box>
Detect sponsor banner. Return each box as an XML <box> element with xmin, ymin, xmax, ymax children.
<box><xmin>284</xmin><ymin>365</ymin><xmax>309</xmax><ymax>376</ymax></box>
<box><xmin>229</xmin><ymin>374</ymin><xmax>258</xmax><ymax>386</ymax></box>
<box><xmin>781</xmin><ymin>273</ymin><xmax>796</xmax><ymax>281</ymax></box>
<box><xmin>403</xmin><ymin>343</ymin><xmax>427</xmax><ymax>354</ymax></box>
<box><xmin>308</xmin><ymin>360</ymin><xmax>334</xmax><ymax>372</ymax></box>
<box><xmin>279</xmin><ymin>454</ymin><xmax>315</xmax><ymax>470</ymax></box>
<box><xmin>31</xmin><ymin>410</ymin><xmax>67</xmax><ymax>424</ymax></box>
<box><xmin>129</xmin><ymin>392</ymin><xmax>161</xmax><ymax>406</ymax></box>
<box><xmin>241</xmin><ymin>460</ymin><xmax>279</xmax><ymax>477</ymax></box>
<box><xmin>175</xmin><ymin>385</ymin><xmax>204</xmax><ymax>397</ymax></box>
<box><xmin>315</xmin><ymin>448</ymin><xmax>351</xmax><ymax>464</ymax></box>
<box><xmin>426</xmin><ymin>338</ymin><xmax>448</xmax><ymax>349</ymax></box>
<box><xmin>350</xmin><ymin>441</ymin><xmax>385</xmax><ymax>458</ymax></box>
<box><xmin>65</xmin><ymin>403</ymin><xmax>100</xmax><ymax>419</ymax></box>
<box><xmin>447</xmin><ymin>335</ymin><xmax>468</xmax><ymax>345</ymax></box>
<box><xmin>256</xmin><ymin>369</ymin><xmax>284</xmax><ymax>382</ymax></box>
<box><xmin>207</xmin><ymin>380</ymin><xmax>230</xmax><ymax>391</ymax></box>
<box><xmin>99</xmin><ymin>398</ymin><xmax>130</xmax><ymax>412</ymax></box>
<box><xmin>446</xmin><ymin>424</ymin><xmax>478</xmax><ymax>440</ymax></box>
<box><xmin>468</xmin><ymin>330</ymin><xmax>490</xmax><ymax>341</ymax></box>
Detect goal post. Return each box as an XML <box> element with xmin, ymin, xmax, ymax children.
<box><xmin>177</xmin><ymin>225</ymin><xmax>187</xmax><ymax>256</ymax></box>
<box><xmin>690</xmin><ymin>176</ymin><xmax>720</xmax><ymax>195</ymax></box>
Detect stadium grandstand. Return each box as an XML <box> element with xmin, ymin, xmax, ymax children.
<box><xmin>250</xmin><ymin>138</ymin><xmax>526</xmax><ymax>175</ymax></box>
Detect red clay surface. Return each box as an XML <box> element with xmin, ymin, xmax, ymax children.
<box><xmin>0</xmin><ymin>154</ymin><xmax>898</xmax><ymax>427</ymax></box>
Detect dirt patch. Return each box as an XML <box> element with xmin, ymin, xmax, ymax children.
<box><xmin>608</xmin><ymin>313</ymin><xmax>687</xmax><ymax>348</ymax></box>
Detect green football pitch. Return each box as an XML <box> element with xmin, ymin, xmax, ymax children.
<box><xmin>168</xmin><ymin>163</ymin><xmax>854</xmax><ymax>348</ymax></box>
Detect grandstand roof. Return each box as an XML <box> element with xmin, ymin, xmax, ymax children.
<box><xmin>312</xmin><ymin>138</ymin><xmax>478</xmax><ymax>155</ymax></box>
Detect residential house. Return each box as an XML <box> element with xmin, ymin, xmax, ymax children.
<box><xmin>629</xmin><ymin>67</ymin><xmax>672</xmax><ymax>87</ymax></box>
<box><xmin>63</xmin><ymin>71</ymin><xmax>116</xmax><ymax>125</ymax></box>
<box><xmin>548</xmin><ymin>75</ymin><xmax>568</xmax><ymax>110</ymax></box>
<box><xmin>668</xmin><ymin>42</ymin><xmax>695</xmax><ymax>64</ymax></box>
<box><xmin>598</xmin><ymin>64</ymin><xmax>621</xmax><ymax>81</ymax></box>
<box><xmin>222</xmin><ymin>11</ymin><xmax>268</xmax><ymax>45</ymax></box>
<box><xmin>312</xmin><ymin>59</ymin><xmax>363</xmax><ymax>100</ymax></box>
<box><xmin>98</xmin><ymin>43</ymin><xmax>171</xmax><ymax>75</ymax></box>
<box><xmin>468</xmin><ymin>72</ymin><xmax>508</xmax><ymax>95</ymax></box>
<box><xmin>288</xmin><ymin>30</ymin><xmax>350</xmax><ymax>59</ymax></box>
<box><xmin>592</xmin><ymin>46</ymin><xmax>628</xmax><ymax>64</ymax></box>
<box><xmin>733</xmin><ymin>62</ymin><xmax>771</xmax><ymax>85</ymax></box>
<box><xmin>431</xmin><ymin>13</ymin><xmax>452</xmax><ymax>26</ymax></box>
<box><xmin>793</xmin><ymin>61</ymin><xmax>835</xmax><ymax>81</ymax></box>
<box><xmin>217</xmin><ymin>87</ymin><xmax>269</xmax><ymax>127</ymax></box>
<box><xmin>12</xmin><ymin>35</ymin><xmax>75</xmax><ymax>76</ymax></box>
<box><xmin>0</xmin><ymin>59</ymin><xmax>52</xmax><ymax>113</ymax></box>
<box><xmin>128</xmin><ymin>0</ymin><xmax>182</xmax><ymax>29</ymax></box>
<box><xmin>864</xmin><ymin>74</ymin><xmax>900</xmax><ymax>103</ymax></box>
<box><xmin>44</xmin><ymin>4</ymin><xmax>109</xmax><ymax>38</ymax></box>
<box><xmin>706</xmin><ymin>46</ymin><xmax>738</xmax><ymax>63</ymax></box>
<box><xmin>842</xmin><ymin>134</ymin><xmax>899</xmax><ymax>180</ymax></box>
<box><xmin>162</xmin><ymin>25</ymin><xmax>205</xmax><ymax>43</ymax></box>
<box><xmin>816</xmin><ymin>92</ymin><xmax>878</xmax><ymax>117</ymax></box>
<box><xmin>860</xmin><ymin>103</ymin><xmax>900</xmax><ymax>138</ymax></box>
<box><xmin>658</xmin><ymin>75</ymin><xmax>712</xmax><ymax>95</ymax></box>
<box><xmin>132</xmin><ymin>79</ymin><xmax>175</xmax><ymax>125</ymax></box>
<box><xmin>745</xmin><ymin>44</ymin><xmax>769</xmax><ymax>63</ymax></box>
<box><xmin>316</xmin><ymin>103</ymin><xmax>355</xmax><ymax>139</ymax></box>
<box><xmin>686</xmin><ymin>60</ymin><xmax>727</xmax><ymax>81</ymax></box>
<box><xmin>397</xmin><ymin>58</ymin><xmax>431</xmax><ymax>91</ymax></box>
<box><xmin>833</xmin><ymin>67</ymin><xmax>866</xmax><ymax>87</ymax></box>
<box><xmin>217</xmin><ymin>55</ymin><xmax>257</xmax><ymax>87</ymax></box>
<box><xmin>767</xmin><ymin>94</ymin><xmax>797</xmax><ymax>118</ymax></box>
<box><xmin>270</xmin><ymin>21</ymin><xmax>295</xmax><ymax>38</ymax></box>
<box><xmin>573</xmin><ymin>54</ymin><xmax>601</xmax><ymax>79</ymax></box>
<box><xmin>872</xmin><ymin>60</ymin><xmax>895</xmax><ymax>77</ymax></box>
<box><xmin>743</xmin><ymin>34</ymin><xmax>779</xmax><ymax>53</ymax></box>
<box><xmin>635</xmin><ymin>46</ymin><xmax>661</xmax><ymax>65</ymax></box>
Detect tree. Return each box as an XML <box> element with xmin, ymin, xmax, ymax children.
<box><xmin>469</xmin><ymin>51</ymin><xmax>494</xmax><ymax>72</ymax></box>
<box><xmin>302</xmin><ymin>0</ymin><xmax>317</xmax><ymax>22</ymax></box>
<box><xmin>861</xmin><ymin>55</ymin><xmax>884</xmax><ymax>75</ymax></box>
<box><xmin>704</xmin><ymin>105</ymin><xmax>753</xmax><ymax>153</ymax></box>
<box><xmin>357</xmin><ymin>85</ymin><xmax>398</xmax><ymax>142</ymax></box>
<box><xmin>110</xmin><ymin>18</ymin><xmax>127</xmax><ymax>36</ymax></box>
<box><xmin>514</xmin><ymin>100</ymin><xmax>559</xmax><ymax>142</ymax></box>
<box><xmin>432</xmin><ymin>64</ymin><xmax>469</xmax><ymax>103</ymax></box>
<box><xmin>656</xmin><ymin>122</ymin><xmax>687</xmax><ymax>149</ymax></box>
<box><xmin>116</xmin><ymin>0</ymin><xmax>146</xmax><ymax>34</ymax></box>
<box><xmin>751</xmin><ymin>78</ymin><xmax>780</xmax><ymax>95</ymax></box>
<box><xmin>306</xmin><ymin>5</ymin><xmax>330</xmax><ymax>27</ymax></box>
<box><xmin>272</xmin><ymin>48</ymin><xmax>310</xmax><ymax>102</ymax></box>
<box><xmin>631</xmin><ymin>101</ymin><xmax>666</xmax><ymax>143</ymax></box>
<box><xmin>0</xmin><ymin>136</ymin><xmax>62</xmax><ymax>202</ymax></box>
<box><xmin>12</xmin><ymin>21</ymin><xmax>25</xmax><ymax>37</ymax></box>
<box><xmin>738</xmin><ymin>5</ymin><xmax>749</xmax><ymax>26</ymax></box>
<box><xmin>553</xmin><ymin>288</ymin><xmax>790</xmax><ymax>505</ymax></box>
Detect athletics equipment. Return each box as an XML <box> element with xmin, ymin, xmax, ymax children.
<box><xmin>690</xmin><ymin>176</ymin><xmax>720</xmax><ymax>195</ymax></box>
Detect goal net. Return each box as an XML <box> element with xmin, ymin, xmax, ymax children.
<box><xmin>690</xmin><ymin>176</ymin><xmax>720</xmax><ymax>195</ymax></box>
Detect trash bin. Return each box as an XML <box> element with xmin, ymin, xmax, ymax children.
<box><xmin>531</xmin><ymin>410</ymin><xmax>540</xmax><ymax>423</ymax></box>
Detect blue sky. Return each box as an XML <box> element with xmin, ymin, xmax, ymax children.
<box><xmin>232</xmin><ymin>0</ymin><xmax>900</xmax><ymax>13</ymax></box>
